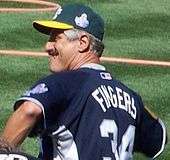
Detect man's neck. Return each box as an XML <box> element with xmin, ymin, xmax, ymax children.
<box><xmin>67</xmin><ymin>52</ymin><xmax>100</xmax><ymax>70</ymax></box>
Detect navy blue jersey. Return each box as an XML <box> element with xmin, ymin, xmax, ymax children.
<box><xmin>14</xmin><ymin>64</ymin><xmax>166</xmax><ymax>160</ymax></box>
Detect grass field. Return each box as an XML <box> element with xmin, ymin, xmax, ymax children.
<box><xmin>0</xmin><ymin>0</ymin><xmax>169</xmax><ymax>60</ymax></box>
<box><xmin>0</xmin><ymin>2</ymin><xmax>49</xmax><ymax>8</ymax></box>
<box><xmin>0</xmin><ymin>0</ymin><xmax>169</xmax><ymax>159</ymax></box>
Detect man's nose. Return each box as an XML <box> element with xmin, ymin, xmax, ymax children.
<box><xmin>45</xmin><ymin>42</ymin><xmax>55</xmax><ymax>54</ymax></box>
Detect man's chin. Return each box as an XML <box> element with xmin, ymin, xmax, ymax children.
<box><xmin>49</xmin><ymin>66</ymin><xmax>65</xmax><ymax>73</ymax></box>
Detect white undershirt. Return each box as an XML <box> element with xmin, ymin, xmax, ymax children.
<box><xmin>80</xmin><ymin>63</ymin><xmax>106</xmax><ymax>71</ymax></box>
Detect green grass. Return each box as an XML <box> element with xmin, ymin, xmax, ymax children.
<box><xmin>0</xmin><ymin>56</ymin><xmax>169</xmax><ymax>159</ymax></box>
<box><xmin>0</xmin><ymin>12</ymin><xmax>51</xmax><ymax>51</ymax></box>
<box><xmin>0</xmin><ymin>0</ymin><xmax>169</xmax><ymax>60</ymax></box>
<box><xmin>0</xmin><ymin>0</ymin><xmax>170</xmax><ymax>159</ymax></box>
<box><xmin>0</xmin><ymin>2</ymin><xmax>49</xmax><ymax>8</ymax></box>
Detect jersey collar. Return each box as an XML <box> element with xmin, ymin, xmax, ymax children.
<box><xmin>80</xmin><ymin>63</ymin><xmax>106</xmax><ymax>71</ymax></box>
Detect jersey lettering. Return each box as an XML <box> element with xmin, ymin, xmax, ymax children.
<box><xmin>92</xmin><ymin>85</ymin><xmax>137</xmax><ymax>119</ymax></box>
<box><xmin>100</xmin><ymin>119</ymin><xmax>135</xmax><ymax>160</ymax></box>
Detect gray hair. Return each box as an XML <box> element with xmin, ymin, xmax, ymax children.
<box><xmin>64</xmin><ymin>29</ymin><xmax>104</xmax><ymax>57</ymax></box>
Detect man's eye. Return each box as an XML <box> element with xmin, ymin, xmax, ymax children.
<box><xmin>55</xmin><ymin>37</ymin><xmax>59</xmax><ymax>40</ymax></box>
<box><xmin>55</xmin><ymin>36</ymin><xmax>61</xmax><ymax>41</ymax></box>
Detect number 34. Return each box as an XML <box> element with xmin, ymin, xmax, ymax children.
<box><xmin>100</xmin><ymin>119</ymin><xmax>135</xmax><ymax>160</ymax></box>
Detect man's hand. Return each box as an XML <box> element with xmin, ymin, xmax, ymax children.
<box><xmin>0</xmin><ymin>137</ymin><xmax>16</xmax><ymax>152</ymax></box>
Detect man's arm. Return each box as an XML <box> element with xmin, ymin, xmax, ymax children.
<box><xmin>1</xmin><ymin>101</ymin><xmax>42</xmax><ymax>147</ymax></box>
<box><xmin>134</xmin><ymin>106</ymin><xmax>167</xmax><ymax>158</ymax></box>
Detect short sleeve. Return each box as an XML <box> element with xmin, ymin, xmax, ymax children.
<box><xmin>14</xmin><ymin>74</ymin><xmax>66</xmax><ymax>136</ymax></box>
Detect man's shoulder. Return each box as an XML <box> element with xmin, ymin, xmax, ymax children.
<box><xmin>113</xmin><ymin>78</ymin><xmax>139</xmax><ymax>97</ymax></box>
<box><xmin>42</xmin><ymin>69</ymin><xmax>91</xmax><ymax>83</ymax></box>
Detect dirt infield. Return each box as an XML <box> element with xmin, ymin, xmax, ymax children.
<box><xmin>0</xmin><ymin>0</ymin><xmax>169</xmax><ymax>67</ymax></box>
<box><xmin>0</xmin><ymin>0</ymin><xmax>59</xmax><ymax>12</ymax></box>
<box><xmin>0</xmin><ymin>50</ymin><xmax>170</xmax><ymax>67</ymax></box>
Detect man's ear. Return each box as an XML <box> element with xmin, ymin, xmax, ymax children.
<box><xmin>78</xmin><ymin>34</ymin><xmax>90</xmax><ymax>53</ymax></box>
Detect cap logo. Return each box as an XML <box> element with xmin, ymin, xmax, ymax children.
<box><xmin>52</xmin><ymin>7</ymin><xmax>63</xmax><ymax>20</ymax></box>
<box><xmin>74</xmin><ymin>13</ymin><xmax>89</xmax><ymax>28</ymax></box>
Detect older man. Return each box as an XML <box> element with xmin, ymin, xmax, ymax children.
<box><xmin>1</xmin><ymin>3</ymin><xmax>167</xmax><ymax>160</ymax></box>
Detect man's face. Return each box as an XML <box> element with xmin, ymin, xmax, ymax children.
<box><xmin>45</xmin><ymin>30</ymin><xmax>78</xmax><ymax>72</ymax></box>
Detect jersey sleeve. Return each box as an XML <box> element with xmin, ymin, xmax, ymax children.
<box><xmin>13</xmin><ymin>74</ymin><xmax>66</xmax><ymax>137</ymax></box>
<box><xmin>134</xmin><ymin>97</ymin><xmax>167</xmax><ymax>158</ymax></box>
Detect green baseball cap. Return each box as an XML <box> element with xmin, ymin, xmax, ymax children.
<box><xmin>33</xmin><ymin>3</ymin><xmax>104</xmax><ymax>41</ymax></box>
